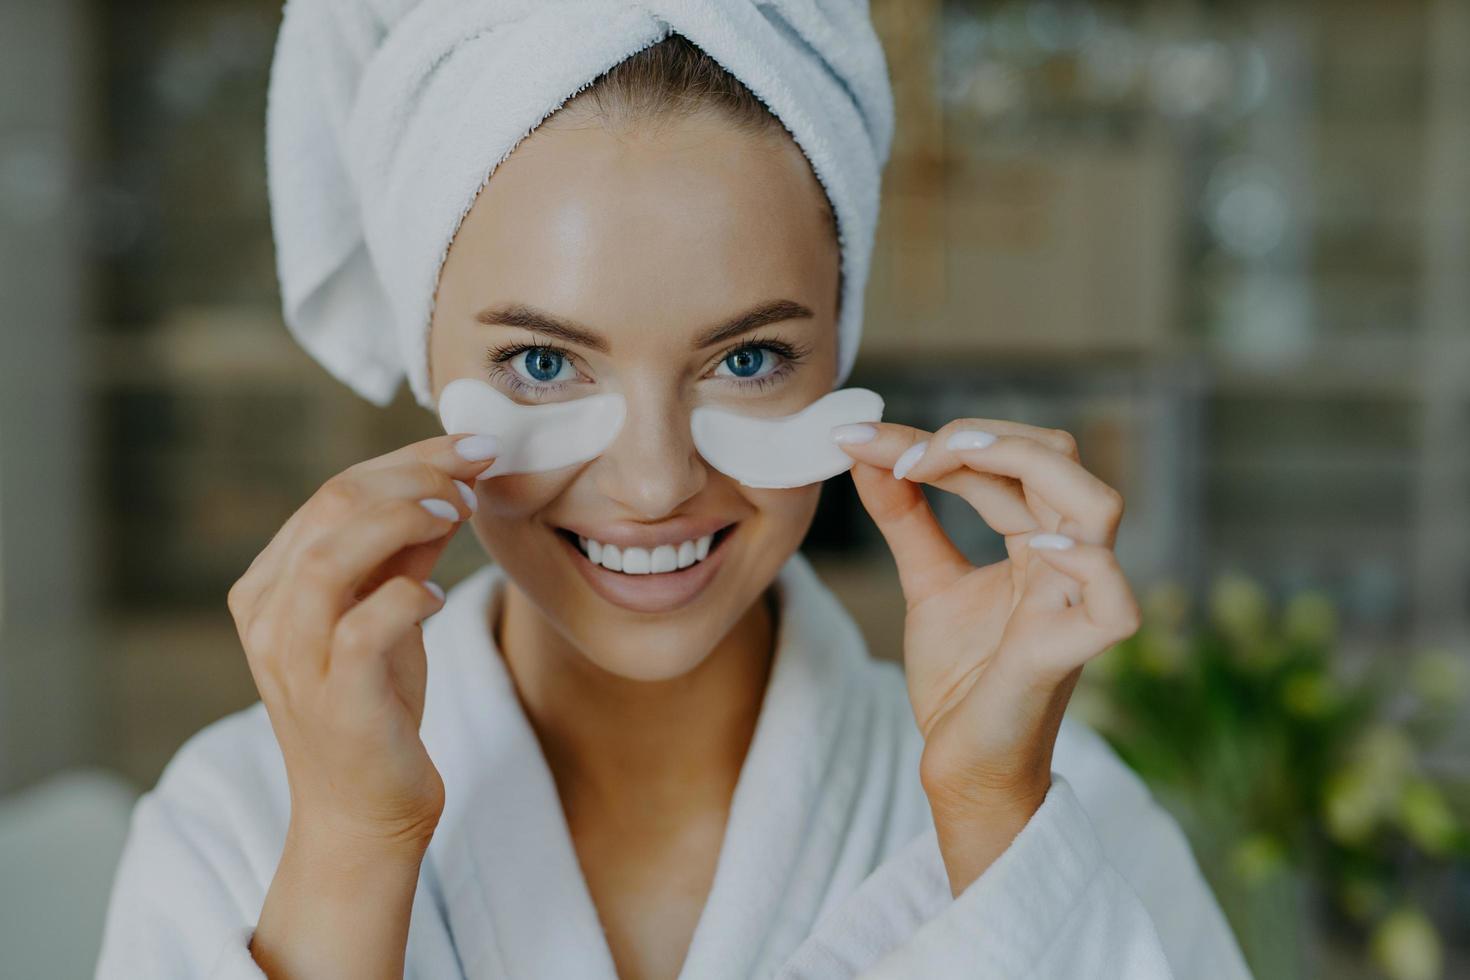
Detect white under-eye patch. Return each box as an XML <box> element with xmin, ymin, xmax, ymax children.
<box><xmin>438</xmin><ymin>378</ymin><xmax>883</xmax><ymax>488</ymax></box>
<box><xmin>690</xmin><ymin>388</ymin><xmax>885</xmax><ymax>489</ymax></box>
<box><xmin>438</xmin><ymin>377</ymin><xmax>626</xmax><ymax>477</ymax></box>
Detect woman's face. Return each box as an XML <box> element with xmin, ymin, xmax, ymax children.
<box><xmin>428</xmin><ymin>109</ymin><xmax>840</xmax><ymax>682</ymax></box>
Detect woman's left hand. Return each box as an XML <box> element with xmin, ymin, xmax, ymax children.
<box><xmin>833</xmin><ymin>418</ymin><xmax>1141</xmax><ymax>896</ymax></box>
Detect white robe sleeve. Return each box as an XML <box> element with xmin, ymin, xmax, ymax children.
<box><xmin>92</xmin><ymin>788</ymin><xmax>269</xmax><ymax>979</ymax></box>
<box><xmin>779</xmin><ymin>725</ymin><xmax>1252</xmax><ymax>979</ymax></box>
<box><xmin>860</xmin><ymin>774</ymin><xmax>1176</xmax><ymax>978</ymax></box>
<box><xmin>93</xmin><ymin>713</ymin><xmax>280</xmax><ymax>980</ymax></box>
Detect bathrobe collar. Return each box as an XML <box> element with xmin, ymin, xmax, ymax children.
<box><xmin>418</xmin><ymin>550</ymin><xmax>871</xmax><ymax>980</ymax></box>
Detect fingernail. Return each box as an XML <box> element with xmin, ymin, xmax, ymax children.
<box><xmin>892</xmin><ymin>441</ymin><xmax>928</xmax><ymax>480</ymax></box>
<box><xmin>831</xmin><ymin>423</ymin><xmax>878</xmax><ymax>445</ymax></box>
<box><xmin>454</xmin><ymin>434</ymin><xmax>501</xmax><ymax>461</ymax></box>
<box><xmin>1029</xmin><ymin>533</ymin><xmax>1076</xmax><ymax>551</ymax></box>
<box><xmin>946</xmin><ymin>429</ymin><xmax>997</xmax><ymax>451</ymax></box>
<box><xmin>454</xmin><ymin>479</ymin><xmax>477</xmax><ymax>514</ymax></box>
<box><xmin>424</xmin><ymin>580</ymin><xmax>445</xmax><ymax>602</ymax></box>
<box><xmin>419</xmin><ymin>498</ymin><xmax>460</xmax><ymax>521</ymax></box>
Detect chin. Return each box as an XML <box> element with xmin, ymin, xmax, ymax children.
<box><xmin>569</xmin><ymin>617</ymin><xmax>728</xmax><ymax>683</ymax></box>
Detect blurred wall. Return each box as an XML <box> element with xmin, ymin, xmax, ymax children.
<box><xmin>0</xmin><ymin>0</ymin><xmax>1465</xmax><ymax>792</ymax></box>
<box><xmin>0</xmin><ymin>2</ymin><xmax>1467</xmax><ymax>978</ymax></box>
<box><xmin>0</xmin><ymin>0</ymin><xmax>99</xmax><ymax>794</ymax></box>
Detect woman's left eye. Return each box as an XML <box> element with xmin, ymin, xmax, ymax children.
<box><xmin>714</xmin><ymin>345</ymin><xmax>781</xmax><ymax>382</ymax></box>
<box><xmin>509</xmin><ymin>346</ymin><xmax>576</xmax><ymax>385</ymax></box>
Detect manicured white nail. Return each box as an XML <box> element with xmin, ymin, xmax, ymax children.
<box><xmin>454</xmin><ymin>480</ymin><xmax>477</xmax><ymax>514</ymax></box>
<box><xmin>1029</xmin><ymin>533</ymin><xmax>1076</xmax><ymax>551</ymax></box>
<box><xmin>424</xmin><ymin>580</ymin><xmax>445</xmax><ymax>602</ymax></box>
<box><xmin>419</xmin><ymin>498</ymin><xmax>459</xmax><ymax>520</ymax></box>
<box><xmin>831</xmin><ymin>423</ymin><xmax>878</xmax><ymax>445</ymax></box>
<box><xmin>892</xmin><ymin>441</ymin><xmax>929</xmax><ymax>480</ymax></box>
<box><xmin>946</xmin><ymin>429</ymin><xmax>997</xmax><ymax>451</ymax></box>
<box><xmin>454</xmin><ymin>434</ymin><xmax>501</xmax><ymax>461</ymax></box>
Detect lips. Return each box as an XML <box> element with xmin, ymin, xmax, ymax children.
<box><xmin>556</xmin><ymin>514</ymin><xmax>731</xmax><ymax>552</ymax></box>
<box><xmin>555</xmin><ymin>523</ymin><xmax>736</xmax><ymax>614</ymax></box>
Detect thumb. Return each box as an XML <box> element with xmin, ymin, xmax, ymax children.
<box><xmin>848</xmin><ymin>461</ymin><xmax>970</xmax><ymax>604</ymax></box>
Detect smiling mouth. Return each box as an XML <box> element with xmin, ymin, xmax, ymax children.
<box><xmin>554</xmin><ymin>524</ymin><xmax>736</xmax><ymax>576</ymax></box>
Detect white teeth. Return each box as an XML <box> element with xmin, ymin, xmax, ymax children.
<box><xmin>575</xmin><ymin>529</ymin><xmax>723</xmax><ymax>574</ymax></box>
<box><xmin>651</xmin><ymin>544</ymin><xmax>678</xmax><ymax>573</ymax></box>
<box><xmin>601</xmin><ymin>543</ymin><xmax>623</xmax><ymax>572</ymax></box>
<box><xmin>622</xmin><ymin>547</ymin><xmax>651</xmax><ymax>574</ymax></box>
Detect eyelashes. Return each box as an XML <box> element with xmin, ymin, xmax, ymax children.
<box><xmin>483</xmin><ymin>332</ymin><xmax>813</xmax><ymax>399</ymax></box>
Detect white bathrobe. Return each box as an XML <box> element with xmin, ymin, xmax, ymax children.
<box><xmin>95</xmin><ymin>552</ymin><xmax>1252</xmax><ymax>979</ymax></box>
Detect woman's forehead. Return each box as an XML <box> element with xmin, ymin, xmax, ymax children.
<box><xmin>440</xmin><ymin>115</ymin><xmax>838</xmax><ymax>350</ymax></box>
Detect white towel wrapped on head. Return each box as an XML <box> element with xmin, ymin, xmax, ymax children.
<box><xmin>265</xmin><ymin>0</ymin><xmax>895</xmax><ymax>410</ymax></box>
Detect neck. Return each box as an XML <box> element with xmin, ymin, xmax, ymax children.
<box><xmin>494</xmin><ymin>583</ymin><xmax>777</xmax><ymax>821</ymax></box>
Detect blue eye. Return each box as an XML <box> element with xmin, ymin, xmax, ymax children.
<box><xmin>717</xmin><ymin>345</ymin><xmax>775</xmax><ymax>380</ymax></box>
<box><xmin>513</xmin><ymin>346</ymin><xmax>573</xmax><ymax>384</ymax></box>
<box><xmin>487</xmin><ymin>335</ymin><xmax>804</xmax><ymax>399</ymax></box>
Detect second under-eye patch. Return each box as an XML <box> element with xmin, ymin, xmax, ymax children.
<box><xmin>689</xmin><ymin>388</ymin><xmax>885</xmax><ymax>489</ymax></box>
<box><xmin>437</xmin><ymin>378</ymin><xmax>883</xmax><ymax>489</ymax></box>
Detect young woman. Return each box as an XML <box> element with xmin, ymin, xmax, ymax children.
<box><xmin>96</xmin><ymin>7</ymin><xmax>1250</xmax><ymax>980</ymax></box>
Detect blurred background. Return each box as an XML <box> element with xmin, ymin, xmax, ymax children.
<box><xmin>1</xmin><ymin>0</ymin><xmax>1467</xmax><ymax>977</ymax></box>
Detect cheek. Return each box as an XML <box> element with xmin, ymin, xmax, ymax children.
<box><xmin>745</xmin><ymin>484</ymin><xmax>822</xmax><ymax>535</ymax></box>
<box><xmin>475</xmin><ymin>470</ymin><xmax>580</xmax><ymax>520</ymax></box>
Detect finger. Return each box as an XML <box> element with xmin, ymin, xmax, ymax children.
<box><xmin>349</xmin><ymin>432</ymin><xmax>502</xmax><ymax>482</ymax></box>
<box><xmin>329</xmin><ymin>575</ymin><xmax>443</xmax><ymax>717</ymax></box>
<box><xmin>313</xmin><ymin>496</ymin><xmax>465</xmax><ymax>600</ymax></box>
<box><xmin>833</xmin><ymin>418</ymin><xmax>1077</xmax><ymax>464</ymax></box>
<box><xmin>331</xmin><ymin>462</ymin><xmax>480</xmax><ymax>521</ymax></box>
<box><xmin>231</xmin><ymin>437</ymin><xmax>496</xmax><ymax>616</ymax></box>
<box><xmin>831</xmin><ymin>419</ymin><xmax>929</xmax><ymax>468</ymax></box>
<box><xmin>288</xmin><ymin>461</ymin><xmax>479</xmax><ymax>568</ymax></box>
<box><xmin>900</xmin><ymin>429</ymin><xmax>1123</xmax><ymax>546</ymax></box>
<box><xmin>1009</xmin><ymin>542</ymin><xmax>1084</xmax><ymax>619</ymax></box>
<box><xmin>848</xmin><ymin>461</ymin><xmax>971</xmax><ymax>605</ymax></box>
<box><xmin>1027</xmin><ymin>536</ymin><xmax>1142</xmax><ymax>648</ymax></box>
<box><xmin>276</xmin><ymin>467</ymin><xmax>473</xmax><ymax>605</ymax></box>
<box><xmin>832</xmin><ymin>421</ymin><xmax>1042</xmax><ymax>535</ymax></box>
<box><xmin>282</xmin><ymin>498</ymin><xmax>463</xmax><ymax>653</ymax></box>
<box><xmin>966</xmin><ymin>420</ymin><xmax>1079</xmax><ymax>459</ymax></box>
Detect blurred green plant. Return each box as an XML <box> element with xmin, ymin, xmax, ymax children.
<box><xmin>1072</xmin><ymin>574</ymin><xmax>1470</xmax><ymax>980</ymax></box>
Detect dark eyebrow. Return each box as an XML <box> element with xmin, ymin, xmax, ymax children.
<box><xmin>473</xmin><ymin>299</ymin><xmax>815</xmax><ymax>353</ymax></box>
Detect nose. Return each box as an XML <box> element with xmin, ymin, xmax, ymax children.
<box><xmin>593</xmin><ymin>389</ymin><xmax>707</xmax><ymax>519</ymax></box>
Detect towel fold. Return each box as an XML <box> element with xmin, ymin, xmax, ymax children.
<box><xmin>266</xmin><ymin>0</ymin><xmax>895</xmax><ymax>410</ymax></box>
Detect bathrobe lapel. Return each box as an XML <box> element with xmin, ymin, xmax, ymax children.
<box><xmin>418</xmin><ymin>551</ymin><xmax>915</xmax><ymax>980</ymax></box>
<box><xmin>421</xmin><ymin>564</ymin><xmax>618</xmax><ymax>979</ymax></box>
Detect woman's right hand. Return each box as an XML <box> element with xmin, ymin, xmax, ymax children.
<box><xmin>226</xmin><ymin>433</ymin><xmax>499</xmax><ymax>851</ymax></box>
